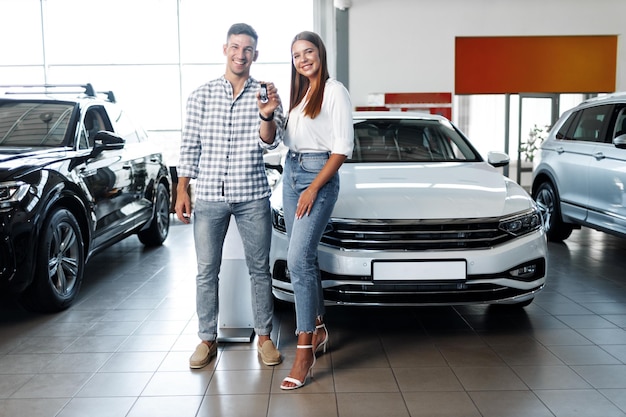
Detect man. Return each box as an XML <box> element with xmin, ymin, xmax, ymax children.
<box><xmin>175</xmin><ymin>23</ymin><xmax>284</xmax><ymax>369</ymax></box>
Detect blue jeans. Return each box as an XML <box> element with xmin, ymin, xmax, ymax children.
<box><xmin>193</xmin><ymin>198</ymin><xmax>274</xmax><ymax>342</ymax></box>
<box><xmin>283</xmin><ymin>151</ymin><xmax>339</xmax><ymax>334</ymax></box>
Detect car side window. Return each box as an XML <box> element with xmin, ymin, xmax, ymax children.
<box><xmin>555</xmin><ymin>112</ymin><xmax>578</xmax><ymax>140</ymax></box>
<box><xmin>80</xmin><ymin>106</ymin><xmax>112</xmax><ymax>149</ymax></box>
<box><xmin>613</xmin><ymin>107</ymin><xmax>626</xmax><ymax>139</ymax></box>
<box><xmin>105</xmin><ymin>104</ymin><xmax>146</xmax><ymax>144</ymax></box>
<box><xmin>570</xmin><ymin>105</ymin><xmax>611</xmax><ymax>143</ymax></box>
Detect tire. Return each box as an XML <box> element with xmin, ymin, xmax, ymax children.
<box><xmin>533</xmin><ymin>181</ymin><xmax>573</xmax><ymax>242</ymax></box>
<box><xmin>138</xmin><ymin>182</ymin><xmax>170</xmax><ymax>246</ymax></box>
<box><xmin>20</xmin><ymin>208</ymin><xmax>85</xmax><ymax>313</ymax></box>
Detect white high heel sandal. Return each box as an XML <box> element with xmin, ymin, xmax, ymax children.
<box><xmin>280</xmin><ymin>345</ymin><xmax>316</xmax><ymax>390</ymax></box>
<box><xmin>314</xmin><ymin>323</ymin><xmax>329</xmax><ymax>354</ymax></box>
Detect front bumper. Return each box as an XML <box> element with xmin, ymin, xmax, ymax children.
<box><xmin>270</xmin><ymin>228</ymin><xmax>547</xmax><ymax>306</ymax></box>
<box><xmin>0</xmin><ymin>212</ymin><xmax>37</xmax><ymax>293</ymax></box>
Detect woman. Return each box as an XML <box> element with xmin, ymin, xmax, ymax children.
<box><xmin>280</xmin><ymin>31</ymin><xmax>354</xmax><ymax>390</ymax></box>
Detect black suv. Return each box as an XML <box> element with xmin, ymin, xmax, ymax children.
<box><xmin>0</xmin><ymin>84</ymin><xmax>171</xmax><ymax>312</ymax></box>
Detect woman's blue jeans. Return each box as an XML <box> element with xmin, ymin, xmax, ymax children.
<box><xmin>283</xmin><ymin>151</ymin><xmax>339</xmax><ymax>334</ymax></box>
<box><xmin>193</xmin><ymin>197</ymin><xmax>274</xmax><ymax>342</ymax></box>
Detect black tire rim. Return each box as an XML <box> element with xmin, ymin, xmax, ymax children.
<box><xmin>155</xmin><ymin>186</ymin><xmax>170</xmax><ymax>240</ymax></box>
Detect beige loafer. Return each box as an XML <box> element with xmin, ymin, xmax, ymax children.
<box><xmin>258</xmin><ymin>339</ymin><xmax>282</xmax><ymax>366</ymax></box>
<box><xmin>189</xmin><ymin>342</ymin><xmax>217</xmax><ymax>369</ymax></box>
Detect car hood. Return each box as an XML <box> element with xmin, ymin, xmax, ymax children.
<box><xmin>0</xmin><ymin>148</ymin><xmax>71</xmax><ymax>180</ymax></box>
<box><xmin>331</xmin><ymin>162</ymin><xmax>533</xmax><ymax>219</ymax></box>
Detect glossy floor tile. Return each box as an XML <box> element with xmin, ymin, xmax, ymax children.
<box><xmin>2</xmin><ymin>222</ymin><xmax>626</xmax><ymax>416</ymax></box>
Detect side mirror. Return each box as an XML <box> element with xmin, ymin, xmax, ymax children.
<box><xmin>94</xmin><ymin>131</ymin><xmax>125</xmax><ymax>150</ymax></box>
<box><xmin>263</xmin><ymin>151</ymin><xmax>283</xmax><ymax>174</ymax></box>
<box><xmin>614</xmin><ymin>134</ymin><xmax>626</xmax><ymax>149</ymax></box>
<box><xmin>90</xmin><ymin>131</ymin><xmax>125</xmax><ymax>157</ymax></box>
<box><xmin>487</xmin><ymin>151</ymin><xmax>510</xmax><ymax>167</ymax></box>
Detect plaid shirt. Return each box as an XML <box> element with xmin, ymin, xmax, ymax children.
<box><xmin>177</xmin><ymin>76</ymin><xmax>284</xmax><ymax>203</ymax></box>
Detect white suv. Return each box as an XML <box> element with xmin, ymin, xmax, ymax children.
<box><xmin>532</xmin><ymin>93</ymin><xmax>626</xmax><ymax>241</ymax></box>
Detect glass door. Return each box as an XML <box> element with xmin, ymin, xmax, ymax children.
<box><xmin>515</xmin><ymin>94</ymin><xmax>560</xmax><ymax>186</ymax></box>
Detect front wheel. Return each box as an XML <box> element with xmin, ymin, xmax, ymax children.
<box><xmin>138</xmin><ymin>182</ymin><xmax>170</xmax><ymax>246</ymax></box>
<box><xmin>20</xmin><ymin>208</ymin><xmax>85</xmax><ymax>313</ymax></box>
<box><xmin>533</xmin><ymin>181</ymin><xmax>573</xmax><ymax>242</ymax></box>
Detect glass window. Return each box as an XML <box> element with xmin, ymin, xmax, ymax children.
<box><xmin>0</xmin><ymin>101</ymin><xmax>74</xmax><ymax>148</ymax></box>
<box><xmin>351</xmin><ymin>118</ymin><xmax>480</xmax><ymax>163</ymax></box>
<box><xmin>555</xmin><ymin>112</ymin><xmax>579</xmax><ymax>140</ymax></box>
<box><xmin>611</xmin><ymin>105</ymin><xmax>626</xmax><ymax>139</ymax></box>
<box><xmin>47</xmin><ymin>65</ymin><xmax>180</xmax><ymax>131</ymax></box>
<box><xmin>78</xmin><ymin>127</ymin><xmax>88</xmax><ymax>149</ymax></box>
<box><xmin>1</xmin><ymin>0</ymin><xmax>314</xmax><ymax>164</ymax></box>
<box><xmin>179</xmin><ymin>0</ymin><xmax>314</xmax><ymax>64</ymax></box>
<box><xmin>106</xmin><ymin>103</ymin><xmax>146</xmax><ymax>144</ymax></box>
<box><xmin>82</xmin><ymin>105</ymin><xmax>110</xmax><ymax>147</ymax></box>
<box><xmin>0</xmin><ymin>0</ymin><xmax>43</xmax><ymax>65</ymax></box>
<box><xmin>571</xmin><ymin>105</ymin><xmax>611</xmax><ymax>143</ymax></box>
<box><xmin>44</xmin><ymin>0</ymin><xmax>179</xmax><ymax>65</ymax></box>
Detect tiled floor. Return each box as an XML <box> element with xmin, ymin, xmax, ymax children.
<box><xmin>2</xmin><ymin>221</ymin><xmax>626</xmax><ymax>417</ymax></box>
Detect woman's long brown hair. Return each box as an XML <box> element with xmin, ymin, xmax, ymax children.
<box><xmin>289</xmin><ymin>31</ymin><xmax>330</xmax><ymax>119</ymax></box>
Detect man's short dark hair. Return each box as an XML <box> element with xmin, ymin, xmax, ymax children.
<box><xmin>227</xmin><ymin>23</ymin><xmax>258</xmax><ymax>43</ymax></box>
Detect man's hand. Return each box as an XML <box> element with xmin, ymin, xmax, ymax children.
<box><xmin>175</xmin><ymin>178</ymin><xmax>192</xmax><ymax>224</ymax></box>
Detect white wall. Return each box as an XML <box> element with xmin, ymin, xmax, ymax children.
<box><xmin>347</xmin><ymin>0</ymin><xmax>626</xmax><ymax>107</ymax></box>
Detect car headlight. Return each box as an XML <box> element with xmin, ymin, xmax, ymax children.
<box><xmin>265</xmin><ymin>167</ymin><xmax>282</xmax><ymax>189</ymax></box>
<box><xmin>271</xmin><ymin>208</ymin><xmax>286</xmax><ymax>233</ymax></box>
<box><xmin>0</xmin><ymin>181</ymin><xmax>30</xmax><ymax>209</ymax></box>
<box><xmin>498</xmin><ymin>208</ymin><xmax>542</xmax><ymax>237</ymax></box>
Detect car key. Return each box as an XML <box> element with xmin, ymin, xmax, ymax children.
<box><xmin>260</xmin><ymin>83</ymin><xmax>269</xmax><ymax>103</ymax></box>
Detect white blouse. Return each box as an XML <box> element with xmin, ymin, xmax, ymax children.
<box><xmin>284</xmin><ymin>78</ymin><xmax>354</xmax><ymax>158</ymax></box>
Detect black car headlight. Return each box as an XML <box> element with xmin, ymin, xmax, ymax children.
<box><xmin>0</xmin><ymin>181</ymin><xmax>30</xmax><ymax>209</ymax></box>
<box><xmin>498</xmin><ymin>208</ymin><xmax>542</xmax><ymax>237</ymax></box>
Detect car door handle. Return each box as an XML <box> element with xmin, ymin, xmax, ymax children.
<box><xmin>593</xmin><ymin>152</ymin><xmax>605</xmax><ymax>160</ymax></box>
<box><xmin>556</xmin><ymin>147</ymin><xmax>565</xmax><ymax>154</ymax></box>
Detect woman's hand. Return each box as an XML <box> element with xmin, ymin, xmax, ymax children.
<box><xmin>296</xmin><ymin>187</ymin><xmax>318</xmax><ymax>219</ymax></box>
<box><xmin>295</xmin><ymin>154</ymin><xmax>347</xmax><ymax>219</ymax></box>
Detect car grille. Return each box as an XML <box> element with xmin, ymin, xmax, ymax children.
<box><xmin>320</xmin><ymin>218</ymin><xmax>512</xmax><ymax>251</ymax></box>
<box><xmin>321</xmin><ymin>283</ymin><xmax>544</xmax><ymax>306</ymax></box>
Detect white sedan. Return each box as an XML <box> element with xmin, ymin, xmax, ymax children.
<box><xmin>268</xmin><ymin>112</ymin><xmax>547</xmax><ymax>307</ymax></box>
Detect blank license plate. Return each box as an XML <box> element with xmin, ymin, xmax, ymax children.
<box><xmin>373</xmin><ymin>260</ymin><xmax>466</xmax><ymax>281</ymax></box>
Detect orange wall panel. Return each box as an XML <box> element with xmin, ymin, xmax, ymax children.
<box><xmin>455</xmin><ymin>36</ymin><xmax>617</xmax><ymax>94</ymax></box>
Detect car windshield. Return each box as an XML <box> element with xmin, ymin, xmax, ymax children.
<box><xmin>0</xmin><ymin>101</ymin><xmax>74</xmax><ymax>148</ymax></box>
<box><xmin>350</xmin><ymin>118</ymin><xmax>481</xmax><ymax>163</ymax></box>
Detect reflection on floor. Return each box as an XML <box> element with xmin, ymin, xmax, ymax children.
<box><xmin>2</xmin><ymin>221</ymin><xmax>626</xmax><ymax>417</ymax></box>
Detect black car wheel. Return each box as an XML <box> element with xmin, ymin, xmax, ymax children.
<box><xmin>534</xmin><ymin>181</ymin><xmax>573</xmax><ymax>242</ymax></box>
<box><xmin>138</xmin><ymin>182</ymin><xmax>170</xmax><ymax>246</ymax></box>
<box><xmin>21</xmin><ymin>208</ymin><xmax>85</xmax><ymax>312</ymax></box>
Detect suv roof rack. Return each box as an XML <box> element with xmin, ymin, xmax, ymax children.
<box><xmin>0</xmin><ymin>83</ymin><xmax>116</xmax><ymax>103</ymax></box>
<box><xmin>581</xmin><ymin>91</ymin><xmax>626</xmax><ymax>105</ymax></box>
